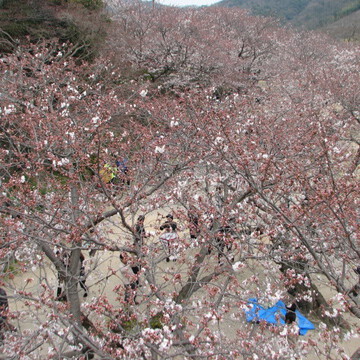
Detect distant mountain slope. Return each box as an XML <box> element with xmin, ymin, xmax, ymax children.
<box><xmin>289</xmin><ymin>0</ymin><xmax>360</xmax><ymax>30</ymax></box>
<box><xmin>214</xmin><ymin>0</ymin><xmax>311</xmax><ymax>22</ymax></box>
<box><xmin>214</xmin><ymin>0</ymin><xmax>360</xmax><ymax>39</ymax></box>
<box><xmin>321</xmin><ymin>8</ymin><xmax>360</xmax><ymax>41</ymax></box>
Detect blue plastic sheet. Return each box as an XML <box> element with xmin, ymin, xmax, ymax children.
<box><xmin>245</xmin><ymin>298</ymin><xmax>315</xmax><ymax>335</ymax></box>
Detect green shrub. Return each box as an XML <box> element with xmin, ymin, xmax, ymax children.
<box><xmin>2</xmin><ymin>257</ymin><xmax>20</xmax><ymax>279</ymax></box>
<box><xmin>337</xmin><ymin>1</ymin><xmax>360</xmax><ymax>19</ymax></box>
<box><xmin>1</xmin><ymin>22</ymin><xmax>29</xmax><ymax>37</ymax></box>
<box><xmin>70</xmin><ymin>0</ymin><xmax>104</xmax><ymax>10</ymax></box>
<box><xmin>149</xmin><ymin>313</ymin><xmax>163</xmax><ymax>329</ymax></box>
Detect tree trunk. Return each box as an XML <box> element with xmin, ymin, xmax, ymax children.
<box><xmin>67</xmin><ymin>248</ymin><xmax>82</xmax><ymax>325</ymax></box>
<box><xmin>351</xmin><ymin>347</ymin><xmax>360</xmax><ymax>360</ymax></box>
<box><xmin>279</xmin><ymin>261</ymin><xmax>350</xmax><ymax>330</ymax></box>
<box><xmin>175</xmin><ymin>246</ymin><xmax>210</xmax><ymax>303</ymax></box>
<box><xmin>66</xmin><ymin>179</ymin><xmax>83</xmax><ymax>325</ymax></box>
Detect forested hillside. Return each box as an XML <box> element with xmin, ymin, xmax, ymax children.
<box><xmin>214</xmin><ymin>0</ymin><xmax>360</xmax><ymax>40</ymax></box>
<box><xmin>320</xmin><ymin>8</ymin><xmax>360</xmax><ymax>40</ymax></box>
<box><xmin>0</xmin><ymin>0</ymin><xmax>108</xmax><ymax>57</ymax></box>
<box><xmin>1</xmin><ymin>0</ymin><xmax>360</xmax><ymax>359</ymax></box>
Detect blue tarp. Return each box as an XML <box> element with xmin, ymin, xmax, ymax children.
<box><xmin>245</xmin><ymin>298</ymin><xmax>315</xmax><ymax>335</ymax></box>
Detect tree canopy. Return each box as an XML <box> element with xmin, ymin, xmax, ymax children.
<box><xmin>0</xmin><ymin>2</ymin><xmax>359</xmax><ymax>359</ymax></box>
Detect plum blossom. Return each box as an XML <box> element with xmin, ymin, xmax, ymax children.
<box><xmin>4</xmin><ymin>104</ymin><xmax>15</xmax><ymax>114</ymax></box>
<box><xmin>155</xmin><ymin>145</ymin><xmax>166</xmax><ymax>154</ymax></box>
<box><xmin>159</xmin><ymin>337</ymin><xmax>172</xmax><ymax>351</ymax></box>
<box><xmin>214</xmin><ymin>136</ymin><xmax>224</xmax><ymax>145</ymax></box>
<box><xmin>92</xmin><ymin>116</ymin><xmax>100</xmax><ymax>124</ymax></box>
<box><xmin>140</xmin><ymin>89</ymin><xmax>148</xmax><ymax>97</ymax></box>
<box><xmin>56</xmin><ymin>158</ymin><xmax>70</xmax><ymax>167</ymax></box>
<box><xmin>232</xmin><ymin>261</ymin><xmax>245</xmax><ymax>272</ymax></box>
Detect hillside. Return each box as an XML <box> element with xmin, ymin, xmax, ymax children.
<box><xmin>321</xmin><ymin>8</ymin><xmax>360</xmax><ymax>40</ymax></box>
<box><xmin>214</xmin><ymin>0</ymin><xmax>360</xmax><ymax>39</ymax></box>
<box><xmin>1</xmin><ymin>1</ymin><xmax>360</xmax><ymax>359</ymax></box>
<box><xmin>0</xmin><ymin>0</ymin><xmax>108</xmax><ymax>57</ymax></box>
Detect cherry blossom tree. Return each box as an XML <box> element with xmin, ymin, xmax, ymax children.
<box><xmin>0</xmin><ymin>3</ymin><xmax>359</xmax><ymax>359</ymax></box>
<box><xmin>0</xmin><ymin>39</ymin><xmax>195</xmax><ymax>357</ymax></box>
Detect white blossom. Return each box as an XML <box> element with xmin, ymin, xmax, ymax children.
<box><xmin>66</xmin><ymin>132</ymin><xmax>75</xmax><ymax>140</ymax></box>
<box><xmin>325</xmin><ymin>309</ymin><xmax>339</xmax><ymax>318</ymax></box>
<box><xmin>232</xmin><ymin>261</ymin><xmax>245</xmax><ymax>272</ymax></box>
<box><xmin>92</xmin><ymin>116</ymin><xmax>100</xmax><ymax>124</ymax></box>
<box><xmin>214</xmin><ymin>136</ymin><xmax>224</xmax><ymax>145</ymax></box>
<box><xmin>4</xmin><ymin>104</ymin><xmax>15</xmax><ymax>114</ymax></box>
<box><xmin>178</xmin><ymin>180</ymin><xmax>187</xmax><ymax>187</ymax></box>
<box><xmin>155</xmin><ymin>145</ymin><xmax>166</xmax><ymax>154</ymax></box>
<box><xmin>140</xmin><ymin>89</ymin><xmax>148</xmax><ymax>97</ymax></box>
<box><xmin>159</xmin><ymin>338</ymin><xmax>172</xmax><ymax>351</ymax></box>
<box><xmin>57</xmin><ymin>158</ymin><xmax>70</xmax><ymax>166</ymax></box>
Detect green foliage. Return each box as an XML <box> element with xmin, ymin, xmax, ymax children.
<box><xmin>216</xmin><ymin>0</ymin><xmax>360</xmax><ymax>35</ymax></box>
<box><xmin>2</xmin><ymin>257</ymin><xmax>20</xmax><ymax>279</ymax></box>
<box><xmin>149</xmin><ymin>313</ymin><xmax>164</xmax><ymax>329</ymax></box>
<box><xmin>0</xmin><ymin>0</ymin><xmax>109</xmax><ymax>59</ymax></box>
<box><xmin>336</xmin><ymin>0</ymin><xmax>360</xmax><ymax>19</ymax></box>
<box><xmin>120</xmin><ymin>318</ymin><xmax>139</xmax><ymax>332</ymax></box>
<box><xmin>70</xmin><ymin>0</ymin><xmax>104</xmax><ymax>10</ymax></box>
<box><xmin>217</xmin><ymin>0</ymin><xmax>311</xmax><ymax>21</ymax></box>
<box><xmin>110</xmin><ymin>314</ymin><xmax>163</xmax><ymax>336</ymax></box>
<box><xmin>1</xmin><ymin>22</ymin><xmax>29</xmax><ymax>37</ymax></box>
<box><xmin>26</xmin><ymin>176</ymin><xmax>49</xmax><ymax>197</ymax></box>
<box><xmin>24</xmin><ymin>167</ymin><xmax>72</xmax><ymax>197</ymax></box>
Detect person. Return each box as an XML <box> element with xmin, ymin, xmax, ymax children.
<box><xmin>116</xmin><ymin>159</ymin><xmax>128</xmax><ymax>176</ymax></box>
<box><xmin>116</xmin><ymin>158</ymin><xmax>130</xmax><ymax>186</ymax></box>
<box><xmin>188</xmin><ymin>206</ymin><xmax>200</xmax><ymax>240</ymax></box>
<box><xmin>134</xmin><ymin>215</ymin><xmax>147</xmax><ymax>248</ymax></box>
<box><xmin>159</xmin><ymin>214</ymin><xmax>178</xmax><ymax>262</ymax></box>
<box><xmin>214</xmin><ymin>225</ymin><xmax>233</xmax><ymax>264</ymax></box>
<box><xmin>0</xmin><ymin>287</ymin><xmax>15</xmax><ymax>336</ymax></box>
<box><xmin>349</xmin><ymin>266</ymin><xmax>360</xmax><ymax>297</ymax></box>
<box><xmin>99</xmin><ymin>163</ymin><xmax>118</xmax><ymax>184</ymax></box>
<box><xmin>160</xmin><ymin>214</ymin><xmax>177</xmax><ymax>232</ymax></box>
<box><xmin>0</xmin><ymin>288</ymin><xmax>9</xmax><ymax>331</ymax></box>
<box><xmin>285</xmin><ymin>303</ymin><xmax>297</xmax><ymax>324</ymax></box>
<box><xmin>119</xmin><ymin>253</ymin><xmax>139</xmax><ymax>304</ymax></box>
<box><xmin>209</xmin><ymin>218</ymin><xmax>235</xmax><ymax>264</ymax></box>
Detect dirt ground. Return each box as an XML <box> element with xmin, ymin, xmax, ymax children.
<box><xmin>3</xmin><ymin>208</ymin><xmax>360</xmax><ymax>359</ymax></box>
